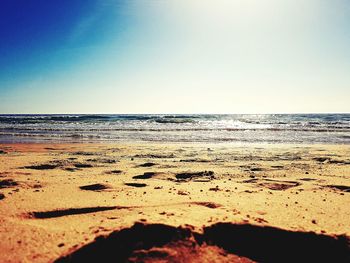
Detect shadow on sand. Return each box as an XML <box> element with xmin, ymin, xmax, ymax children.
<box><xmin>55</xmin><ymin>222</ymin><xmax>349</xmax><ymax>263</ymax></box>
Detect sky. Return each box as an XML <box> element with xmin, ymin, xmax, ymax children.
<box><xmin>0</xmin><ymin>0</ymin><xmax>349</xmax><ymax>114</ymax></box>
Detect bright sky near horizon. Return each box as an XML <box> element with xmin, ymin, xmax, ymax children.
<box><xmin>0</xmin><ymin>0</ymin><xmax>349</xmax><ymax>114</ymax></box>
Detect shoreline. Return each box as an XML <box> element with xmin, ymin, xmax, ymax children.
<box><xmin>1</xmin><ymin>140</ymin><xmax>350</xmax><ymax>146</ymax></box>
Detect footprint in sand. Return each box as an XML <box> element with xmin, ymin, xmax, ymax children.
<box><xmin>324</xmin><ymin>185</ymin><xmax>350</xmax><ymax>193</ymax></box>
<box><xmin>125</xmin><ymin>183</ymin><xmax>147</xmax><ymax>188</ymax></box>
<box><xmin>0</xmin><ymin>179</ymin><xmax>19</xmax><ymax>188</ymax></box>
<box><xmin>243</xmin><ymin>178</ymin><xmax>301</xmax><ymax>191</ymax></box>
<box><xmin>137</xmin><ymin>162</ymin><xmax>157</xmax><ymax>167</ymax></box>
<box><xmin>79</xmin><ymin>183</ymin><xmax>112</xmax><ymax>191</ymax></box>
<box><xmin>132</xmin><ymin>172</ymin><xmax>158</xmax><ymax>179</ymax></box>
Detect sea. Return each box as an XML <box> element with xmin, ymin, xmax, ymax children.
<box><xmin>0</xmin><ymin>114</ymin><xmax>349</xmax><ymax>144</ymax></box>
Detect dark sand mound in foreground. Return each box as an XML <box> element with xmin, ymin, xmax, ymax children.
<box><xmin>55</xmin><ymin>222</ymin><xmax>350</xmax><ymax>263</ymax></box>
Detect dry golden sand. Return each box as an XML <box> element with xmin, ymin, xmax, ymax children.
<box><xmin>0</xmin><ymin>143</ymin><xmax>349</xmax><ymax>262</ymax></box>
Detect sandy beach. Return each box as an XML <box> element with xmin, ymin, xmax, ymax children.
<box><xmin>0</xmin><ymin>142</ymin><xmax>349</xmax><ymax>262</ymax></box>
<box><xmin>2</xmin><ymin>0</ymin><xmax>350</xmax><ymax>261</ymax></box>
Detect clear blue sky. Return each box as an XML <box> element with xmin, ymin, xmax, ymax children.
<box><xmin>1</xmin><ymin>0</ymin><xmax>349</xmax><ymax>113</ymax></box>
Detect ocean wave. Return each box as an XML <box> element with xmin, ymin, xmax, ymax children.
<box><xmin>1</xmin><ymin>114</ymin><xmax>349</xmax><ymax>124</ymax></box>
<box><xmin>0</xmin><ymin>114</ymin><xmax>202</xmax><ymax>123</ymax></box>
<box><xmin>1</xmin><ymin>127</ymin><xmax>350</xmax><ymax>132</ymax></box>
<box><xmin>0</xmin><ymin>127</ymin><xmax>350</xmax><ymax>132</ymax></box>
<box><xmin>0</xmin><ymin>115</ymin><xmax>112</xmax><ymax>123</ymax></box>
<box><xmin>0</xmin><ymin>114</ymin><xmax>349</xmax><ymax>144</ymax></box>
<box><xmin>0</xmin><ymin>125</ymin><xmax>350</xmax><ymax>133</ymax></box>
<box><xmin>153</xmin><ymin>118</ymin><xmax>195</xmax><ymax>124</ymax></box>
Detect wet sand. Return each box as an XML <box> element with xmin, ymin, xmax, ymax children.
<box><xmin>0</xmin><ymin>143</ymin><xmax>349</xmax><ymax>262</ymax></box>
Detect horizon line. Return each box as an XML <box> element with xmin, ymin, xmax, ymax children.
<box><xmin>0</xmin><ymin>112</ymin><xmax>349</xmax><ymax>115</ymax></box>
